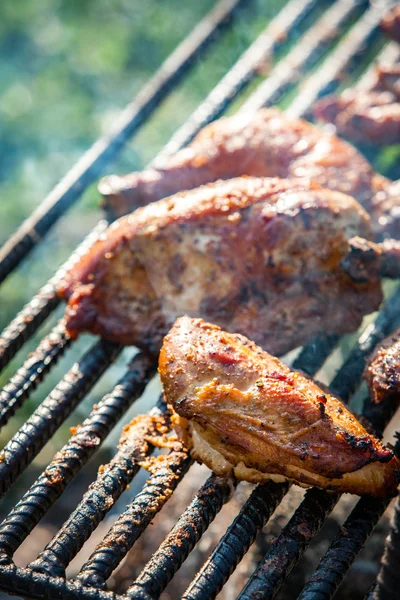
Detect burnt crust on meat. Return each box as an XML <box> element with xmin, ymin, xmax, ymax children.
<box><xmin>58</xmin><ymin>177</ymin><xmax>383</xmax><ymax>356</ymax></box>
<box><xmin>364</xmin><ymin>329</ymin><xmax>400</xmax><ymax>404</ymax></box>
<box><xmin>159</xmin><ymin>316</ymin><xmax>400</xmax><ymax>497</ymax></box>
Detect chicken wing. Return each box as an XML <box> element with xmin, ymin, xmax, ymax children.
<box><xmin>99</xmin><ymin>108</ymin><xmax>395</xmax><ymax>238</ymax></box>
<box><xmin>58</xmin><ymin>177</ymin><xmax>382</xmax><ymax>356</ymax></box>
<box><xmin>364</xmin><ymin>329</ymin><xmax>400</xmax><ymax>404</ymax></box>
<box><xmin>159</xmin><ymin>316</ymin><xmax>400</xmax><ymax>497</ymax></box>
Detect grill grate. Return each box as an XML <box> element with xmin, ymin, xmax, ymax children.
<box><xmin>0</xmin><ymin>1</ymin><xmax>399</xmax><ymax>599</ymax></box>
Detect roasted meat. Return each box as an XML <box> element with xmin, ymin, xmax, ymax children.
<box><xmin>159</xmin><ymin>316</ymin><xmax>400</xmax><ymax>497</ymax></box>
<box><xmin>364</xmin><ymin>329</ymin><xmax>400</xmax><ymax>404</ymax></box>
<box><xmin>58</xmin><ymin>177</ymin><xmax>383</xmax><ymax>356</ymax></box>
<box><xmin>98</xmin><ymin>108</ymin><xmax>397</xmax><ymax>239</ymax></box>
<box><xmin>381</xmin><ymin>4</ymin><xmax>400</xmax><ymax>43</ymax></box>
<box><xmin>313</xmin><ymin>64</ymin><xmax>400</xmax><ymax>147</ymax></box>
<box><xmin>341</xmin><ymin>236</ymin><xmax>400</xmax><ymax>282</ymax></box>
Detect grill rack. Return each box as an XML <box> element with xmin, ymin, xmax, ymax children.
<box><xmin>0</xmin><ymin>1</ymin><xmax>399</xmax><ymax>599</ymax></box>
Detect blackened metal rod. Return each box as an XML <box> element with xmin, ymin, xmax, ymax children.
<box><xmin>157</xmin><ymin>0</ymin><xmax>320</xmax><ymax>159</ymax></box>
<box><xmin>0</xmin><ymin>0</ymin><xmax>245</xmax><ymax>284</ymax></box>
<box><xmin>373</xmin><ymin>492</ymin><xmax>400</xmax><ymax>600</ymax></box>
<box><xmin>126</xmin><ymin>475</ymin><xmax>234</xmax><ymax>600</ymax></box>
<box><xmin>28</xmin><ymin>399</ymin><xmax>170</xmax><ymax>578</ymax></box>
<box><xmin>287</xmin><ymin>2</ymin><xmax>387</xmax><ymax>119</ymax></box>
<box><xmin>0</xmin><ymin>339</ymin><xmax>122</xmax><ymax>500</ymax></box>
<box><xmin>0</xmin><ymin>320</ymin><xmax>71</xmax><ymax>429</ymax></box>
<box><xmin>330</xmin><ymin>283</ymin><xmax>400</xmax><ymax>402</ymax></box>
<box><xmin>240</xmin><ymin>0</ymin><xmax>366</xmax><ymax>113</ymax></box>
<box><xmin>297</xmin><ymin>495</ymin><xmax>391</xmax><ymax>600</ymax></box>
<box><xmin>0</xmin><ymin>220</ymin><xmax>107</xmax><ymax>373</ymax></box>
<box><xmin>239</xmin><ymin>490</ymin><xmax>341</xmax><ymax>600</ymax></box>
<box><xmin>76</xmin><ymin>452</ymin><xmax>194</xmax><ymax>588</ymax></box>
<box><xmin>182</xmin><ymin>480</ymin><xmax>290</xmax><ymax>600</ymax></box>
<box><xmin>0</xmin><ymin>561</ymin><xmax>129</xmax><ymax>600</ymax></box>
<box><xmin>0</xmin><ymin>353</ymin><xmax>155</xmax><ymax>559</ymax></box>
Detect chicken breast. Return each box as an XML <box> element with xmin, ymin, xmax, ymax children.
<box><xmin>99</xmin><ymin>109</ymin><xmax>393</xmax><ymax>232</ymax></box>
<box><xmin>364</xmin><ymin>329</ymin><xmax>400</xmax><ymax>404</ymax></box>
<box><xmin>159</xmin><ymin>316</ymin><xmax>400</xmax><ymax>497</ymax></box>
<box><xmin>58</xmin><ymin>177</ymin><xmax>382</xmax><ymax>356</ymax></box>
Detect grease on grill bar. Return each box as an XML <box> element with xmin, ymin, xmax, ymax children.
<box><xmin>0</xmin><ymin>0</ymin><xmax>399</xmax><ymax>600</ymax></box>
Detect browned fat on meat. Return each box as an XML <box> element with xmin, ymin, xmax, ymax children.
<box><xmin>159</xmin><ymin>316</ymin><xmax>400</xmax><ymax>497</ymax></box>
<box><xmin>58</xmin><ymin>177</ymin><xmax>382</xmax><ymax>356</ymax></box>
<box><xmin>98</xmin><ymin>108</ymin><xmax>399</xmax><ymax>240</ymax></box>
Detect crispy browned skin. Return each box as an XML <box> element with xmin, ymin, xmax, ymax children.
<box><xmin>58</xmin><ymin>177</ymin><xmax>382</xmax><ymax>355</ymax></box>
<box><xmin>98</xmin><ymin>109</ymin><xmax>393</xmax><ymax>231</ymax></box>
<box><xmin>365</xmin><ymin>329</ymin><xmax>400</xmax><ymax>404</ymax></box>
<box><xmin>159</xmin><ymin>316</ymin><xmax>400</xmax><ymax>496</ymax></box>
<box><xmin>313</xmin><ymin>65</ymin><xmax>400</xmax><ymax>147</ymax></box>
<box><xmin>341</xmin><ymin>236</ymin><xmax>400</xmax><ymax>282</ymax></box>
<box><xmin>371</xmin><ymin>179</ymin><xmax>400</xmax><ymax>239</ymax></box>
<box><xmin>381</xmin><ymin>5</ymin><xmax>400</xmax><ymax>43</ymax></box>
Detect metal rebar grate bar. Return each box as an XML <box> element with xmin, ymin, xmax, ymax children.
<box><xmin>287</xmin><ymin>2</ymin><xmax>387</xmax><ymax>119</ymax></box>
<box><xmin>126</xmin><ymin>475</ymin><xmax>234</xmax><ymax>600</ymax></box>
<box><xmin>0</xmin><ymin>0</ymin><xmax>245</xmax><ymax>285</ymax></box>
<box><xmin>0</xmin><ymin>320</ymin><xmax>71</xmax><ymax>428</ymax></box>
<box><xmin>297</xmin><ymin>495</ymin><xmax>392</xmax><ymax>600</ymax></box>
<box><xmin>0</xmin><ymin>339</ymin><xmax>122</xmax><ymax>500</ymax></box>
<box><xmin>76</xmin><ymin>453</ymin><xmax>194</xmax><ymax>589</ymax></box>
<box><xmin>28</xmin><ymin>398</ymin><xmax>170</xmax><ymax>578</ymax></box>
<box><xmin>373</xmin><ymin>490</ymin><xmax>400</xmax><ymax>600</ymax></box>
<box><xmin>182</xmin><ymin>481</ymin><xmax>290</xmax><ymax>600</ymax></box>
<box><xmin>0</xmin><ymin>352</ymin><xmax>155</xmax><ymax>559</ymax></box>
<box><xmin>330</xmin><ymin>284</ymin><xmax>400</xmax><ymax>402</ymax></box>
<box><xmin>157</xmin><ymin>0</ymin><xmax>320</xmax><ymax>160</ymax></box>
<box><xmin>239</xmin><ymin>0</ymin><xmax>366</xmax><ymax>114</ymax></box>
<box><xmin>239</xmin><ymin>489</ymin><xmax>341</xmax><ymax>600</ymax></box>
<box><xmin>0</xmin><ymin>220</ymin><xmax>107</xmax><ymax>374</ymax></box>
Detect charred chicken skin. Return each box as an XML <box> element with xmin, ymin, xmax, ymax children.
<box><xmin>364</xmin><ymin>329</ymin><xmax>400</xmax><ymax>405</ymax></box>
<box><xmin>58</xmin><ymin>177</ymin><xmax>382</xmax><ymax>356</ymax></box>
<box><xmin>98</xmin><ymin>108</ymin><xmax>397</xmax><ymax>239</ymax></box>
<box><xmin>159</xmin><ymin>316</ymin><xmax>400</xmax><ymax>497</ymax></box>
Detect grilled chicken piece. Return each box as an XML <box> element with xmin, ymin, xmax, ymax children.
<box><xmin>364</xmin><ymin>329</ymin><xmax>400</xmax><ymax>404</ymax></box>
<box><xmin>381</xmin><ymin>5</ymin><xmax>400</xmax><ymax>43</ymax></box>
<box><xmin>313</xmin><ymin>64</ymin><xmax>400</xmax><ymax>147</ymax></box>
<box><xmin>159</xmin><ymin>316</ymin><xmax>400</xmax><ymax>497</ymax></box>
<box><xmin>98</xmin><ymin>108</ymin><xmax>397</xmax><ymax>237</ymax></box>
<box><xmin>58</xmin><ymin>177</ymin><xmax>383</xmax><ymax>356</ymax></box>
<box><xmin>341</xmin><ymin>236</ymin><xmax>400</xmax><ymax>282</ymax></box>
